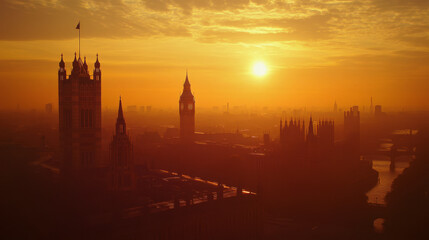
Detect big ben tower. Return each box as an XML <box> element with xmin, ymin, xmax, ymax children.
<box><xmin>179</xmin><ymin>71</ymin><xmax>195</xmax><ymax>141</ymax></box>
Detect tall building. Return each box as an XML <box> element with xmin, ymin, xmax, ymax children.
<box><xmin>370</xmin><ymin>97</ymin><xmax>374</xmax><ymax>114</ymax></box>
<box><xmin>333</xmin><ymin>101</ymin><xmax>338</xmax><ymax>112</ymax></box>
<box><xmin>58</xmin><ymin>53</ymin><xmax>101</xmax><ymax>180</ymax></box>
<box><xmin>344</xmin><ymin>106</ymin><xmax>360</xmax><ymax>161</ymax></box>
<box><xmin>45</xmin><ymin>103</ymin><xmax>53</xmax><ymax>113</ymax></box>
<box><xmin>179</xmin><ymin>71</ymin><xmax>195</xmax><ymax>140</ymax></box>
<box><xmin>374</xmin><ymin>104</ymin><xmax>385</xmax><ymax>118</ymax></box>
<box><xmin>109</xmin><ymin>97</ymin><xmax>135</xmax><ymax>191</ymax></box>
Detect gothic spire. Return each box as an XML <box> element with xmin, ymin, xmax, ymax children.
<box><xmin>184</xmin><ymin>70</ymin><xmax>190</xmax><ymax>91</ymax></box>
<box><xmin>118</xmin><ymin>96</ymin><xmax>124</xmax><ymax>121</ymax></box>
<box><xmin>308</xmin><ymin>116</ymin><xmax>314</xmax><ymax>137</ymax></box>
<box><xmin>83</xmin><ymin>56</ymin><xmax>88</xmax><ymax>71</ymax></box>
<box><xmin>94</xmin><ymin>53</ymin><xmax>100</xmax><ymax>68</ymax></box>
<box><xmin>59</xmin><ymin>53</ymin><xmax>65</xmax><ymax>68</ymax></box>
<box><xmin>115</xmin><ymin>96</ymin><xmax>126</xmax><ymax>135</ymax></box>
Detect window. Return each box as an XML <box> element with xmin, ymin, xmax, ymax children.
<box><xmin>81</xmin><ymin>151</ymin><xmax>94</xmax><ymax>167</ymax></box>
<box><xmin>88</xmin><ymin>110</ymin><xmax>93</xmax><ymax>128</ymax></box>
<box><xmin>81</xmin><ymin>110</ymin><xmax>84</xmax><ymax>128</ymax></box>
<box><xmin>63</xmin><ymin>109</ymin><xmax>71</xmax><ymax>128</ymax></box>
<box><xmin>80</xmin><ymin>109</ymin><xmax>94</xmax><ymax>128</ymax></box>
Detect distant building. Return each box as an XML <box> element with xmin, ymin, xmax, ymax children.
<box><xmin>333</xmin><ymin>101</ymin><xmax>337</xmax><ymax>112</ymax></box>
<box><xmin>344</xmin><ymin>106</ymin><xmax>360</xmax><ymax>161</ymax></box>
<box><xmin>370</xmin><ymin>97</ymin><xmax>374</xmax><ymax>114</ymax></box>
<box><xmin>280</xmin><ymin>118</ymin><xmax>306</xmax><ymax>150</ymax></box>
<box><xmin>109</xmin><ymin>98</ymin><xmax>135</xmax><ymax>191</ymax></box>
<box><xmin>139</xmin><ymin>106</ymin><xmax>146</xmax><ymax>112</ymax></box>
<box><xmin>375</xmin><ymin>105</ymin><xmax>382</xmax><ymax>117</ymax></box>
<box><xmin>58</xmin><ymin>53</ymin><xmax>101</xmax><ymax>180</ymax></box>
<box><xmin>45</xmin><ymin>103</ymin><xmax>53</xmax><ymax>113</ymax></box>
<box><xmin>279</xmin><ymin>116</ymin><xmax>334</xmax><ymax>160</ymax></box>
<box><xmin>164</xmin><ymin>127</ymin><xmax>180</xmax><ymax>139</ymax></box>
<box><xmin>179</xmin><ymin>71</ymin><xmax>195</xmax><ymax>141</ymax></box>
<box><xmin>127</xmin><ymin>105</ymin><xmax>137</xmax><ymax>112</ymax></box>
<box><xmin>263</xmin><ymin>133</ymin><xmax>270</xmax><ymax>146</ymax></box>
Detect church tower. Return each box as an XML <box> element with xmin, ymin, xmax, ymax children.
<box><xmin>179</xmin><ymin>71</ymin><xmax>195</xmax><ymax>141</ymax></box>
<box><xmin>109</xmin><ymin>97</ymin><xmax>135</xmax><ymax>191</ymax></box>
<box><xmin>58</xmin><ymin>53</ymin><xmax>101</xmax><ymax>181</ymax></box>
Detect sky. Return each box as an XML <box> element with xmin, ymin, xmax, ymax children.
<box><xmin>0</xmin><ymin>0</ymin><xmax>428</xmax><ymax>111</ymax></box>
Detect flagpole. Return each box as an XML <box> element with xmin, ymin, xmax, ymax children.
<box><xmin>79</xmin><ymin>22</ymin><xmax>80</xmax><ymax>59</ymax></box>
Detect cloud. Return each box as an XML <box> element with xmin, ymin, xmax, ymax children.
<box><xmin>0</xmin><ymin>0</ymin><xmax>191</xmax><ymax>40</ymax></box>
<box><xmin>326</xmin><ymin>50</ymin><xmax>429</xmax><ymax>71</ymax></box>
<box><xmin>140</xmin><ymin>0</ymin><xmax>268</xmax><ymax>13</ymax></box>
<box><xmin>373</xmin><ymin>0</ymin><xmax>429</xmax><ymax>10</ymax></box>
<box><xmin>394</xmin><ymin>36</ymin><xmax>429</xmax><ymax>48</ymax></box>
<box><xmin>200</xmin><ymin>13</ymin><xmax>333</xmax><ymax>43</ymax></box>
<box><xmin>0</xmin><ymin>0</ymin><xmax>428</xmax><ymax>52</ymax></box>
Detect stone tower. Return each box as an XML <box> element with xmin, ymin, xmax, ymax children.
<box><xmin>179</xmin><ymin>71</ymin><xmax>195</xmax><ymax>141</ymax></box>
<box><xmin>58</xmin><ymin>53</ymin><xmax>101</xmax><ymax>181</ymax></box>
<box><xmin>109</xmin><ymin>97</ymin><xmax>135</xmax><ymax>191</ymax></box>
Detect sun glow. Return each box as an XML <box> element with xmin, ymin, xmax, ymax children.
<box><xmin>252</xmin><ymin>61</ymin><xmax>268</xmax><ymax>77</ymax></box>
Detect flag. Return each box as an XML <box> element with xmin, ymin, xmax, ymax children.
<box><xmin>76</xmin><ymin>22</ymin><xmax>80</xmax><ymax>29</ymax></box>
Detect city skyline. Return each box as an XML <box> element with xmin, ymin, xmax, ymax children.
<box><xmin>0</xmin><ymin>0</ymin><xmax>428</xmax><ymax>110</ymax></box>
<box><xmin>1</xmin><ymin>2</ymin><xmax>428</xmax><ymax>238</ymax></box>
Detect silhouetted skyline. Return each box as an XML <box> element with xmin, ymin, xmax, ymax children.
<box><xmin>1</xmin><ymin>1</ymin><xmax>428</xmax><ymax>239</ymax></box>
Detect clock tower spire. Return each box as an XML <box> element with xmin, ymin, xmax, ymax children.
<box><xmin>179</xmin><ymin>71</ymin><xmax>195</xmax><ymax>141</ymax></box>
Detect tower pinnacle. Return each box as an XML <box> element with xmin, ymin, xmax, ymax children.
<box><xmin>116</xmin><ymin>97</ymin><xmax>126</xmax><ymax>135</ymax></box>
<box><xmin>308</xmin><ymin>116</ymin><xmax>314</xmax><ymax>137</ymax></box>
<box><xmin>59</xmin><ymin>53</ymin><xmax>65</xmax><ymax>68</ymax></box>
<box><xmin>118</xmin><ymin>96</ymin><xmax>124</xmax><ymax>121</ymax></box>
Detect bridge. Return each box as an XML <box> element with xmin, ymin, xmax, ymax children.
<box><xmin>368</xmin><ymin>203</ymin><xmax>387</xmax><ymax>220</ymax></box>
<box><xmin>364</xmin><ymin>129</ymin><xmax>416</xmax><ymax>170</ymax></box>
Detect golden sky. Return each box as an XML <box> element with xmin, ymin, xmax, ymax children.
<box><xmin>0</xmin><ymin>0</ymin><xmax>428</xmax><ymax>110</ymax></box>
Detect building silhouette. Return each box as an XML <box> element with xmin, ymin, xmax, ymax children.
<box><xmin>179</xmin><ymin>71</ymin><xmax>195</xmax><ymax>141</ymax></box>
<box><xmin>109</xmin><ymin>97</ymin><xmax>135</xmax><ymax>191</ymax></box>
<box><xmin>45</xmin><ymin>103</ymin><xmax>53</xmax><ymax>113</ymax></box>
<box><xmin>370</xmin><ymin>97</ymin><xmax>374</xmax><ymax>114</ymax></box>
<box><xmin>280</xmin><ymin>118</ymin><xmax>306</xmax><ymax>151</ymax></box>
<box><xmin>58</xmin><ymin>53</ymin><xmax>101</xmax><ymax>180</ymax></box>
<box><xmin>334</xmin><ymin>101</ymin><xmax>338</xmax><ymax>112</ymax></box>
<box><xmin>279</xmin><ymin>116</ymin><xmax>334</xmax><ymax>161</ymax></box>
<box><xmin>344</xmin><ymin>106</ymin><xmax>360</xmax><ymax>161</ymax></box>
<box><xmin>374</xmin><ymin>105</ymin><xmax>382</xmax><ymax>117</ymax></box>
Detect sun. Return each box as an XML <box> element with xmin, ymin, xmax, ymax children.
<box><xmin>252</xmin><ymin>61</ymin><xmax>268</xmax><ymax>77</ymax></box>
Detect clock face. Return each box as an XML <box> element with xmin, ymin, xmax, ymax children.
<box><xmin>180</xmin><ymin>103</ymin><xmax>184</xmax><ymax>110</ymax></box>
<box><xmin>188</xmin><ymin>104</ymin><xmax>193</xmax><ymax>110</ymax></box>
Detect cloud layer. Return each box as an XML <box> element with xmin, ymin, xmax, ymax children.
<box><xmin>0</xmin><ymin>0</ymin><xmax>427</xmax><ymax>49</ymax></box>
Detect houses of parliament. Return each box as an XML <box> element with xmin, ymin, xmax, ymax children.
<box><xmin>55</xmin><ymin>46</ymin><xmax>379</xmax><ymax>239</ymax></box>
<box><xmin>58</xmin><ymin>53</ymin><xmax>195</xmax><ymax>186</ymax></box>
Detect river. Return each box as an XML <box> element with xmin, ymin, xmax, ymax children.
<box><xmin>367</xmin><ymin>160</ymin><xmax>409</xmax><ymax>204</ymax></box>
